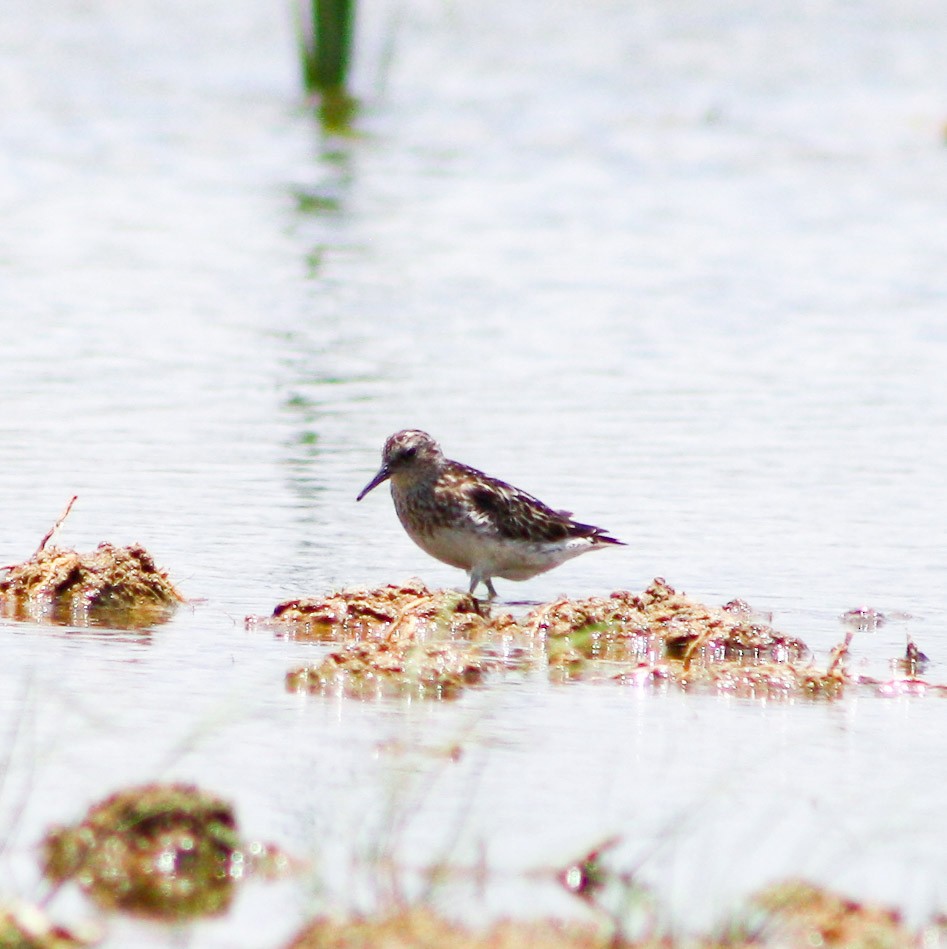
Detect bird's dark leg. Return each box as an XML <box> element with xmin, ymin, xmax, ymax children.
<box><xmin>468</xmin><ymin>572</ymin><xmax>498</xmax><ymax>601</ymax></box>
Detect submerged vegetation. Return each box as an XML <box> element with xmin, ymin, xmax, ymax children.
<box><xmin>0</xmin><ymin>499</ymin><xmax>182</xmax><ymax>627</ymax></box>
<box><xmin>255</xmin><ymin>578</ymin><xmax>937</xmax><ymax>703</ymax></box>
<box><xmin>286</xmin><ymin>909</ymin><xmax>619</xmax><ymax>949</ymax></box>
<box><xmin>0</xmin><ymin>543</ymin><xmax>182</xmax><ymax>628</ymax></box>
<box><xmin>270</xmin><ymin>580</ymin><xmax>527</xmax><ymax>699</ymax></box>
<box><xmin>269</xmin><ymin>580</ymin><xmax>495</xmax><ymax>642</ymax></box>
<box><xmin>286</xmin><ymin>638</ymin><xmax>503</xmax><ymax>699</ymax></box>
<box><xmin>284</xmin><ymin>879</ymin><xmax>938</xmax><ymax>948</ymax></box>
<box><xmin>746</xmin><ymin>879</ymin><xmax>923</xmax><ymax>947</ymax></box>
<box><xmin>41</xmin><ymin>783</ymin><xmax>288</xmax><ymax>920</ymax></box>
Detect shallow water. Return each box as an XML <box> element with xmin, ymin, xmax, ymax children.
<box><xmin>3</xmin><ymin>0</ymin><xmax>947</xmax><ymax>943</ymax></box>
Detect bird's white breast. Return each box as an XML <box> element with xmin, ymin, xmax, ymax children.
<box><xmin>407</xmin><ymin>525</ymin><xmax>599</xmax><ymax>581</ymax></box>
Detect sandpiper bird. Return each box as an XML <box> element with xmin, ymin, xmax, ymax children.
<box><xmin>356</xmin><ymin>430</ymin><xmax>624</xmax><ymax>598</ymax></box>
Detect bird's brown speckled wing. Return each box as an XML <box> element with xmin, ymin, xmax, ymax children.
<box><xmin>438</xmin><ymin>462</ymin><xmax>620</xmax><ymax>544</ymax></box>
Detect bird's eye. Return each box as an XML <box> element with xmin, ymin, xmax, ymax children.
<box><xmin>401</xmin><ymin>446</ymin><xmax>418</xmax><ymax>460</ymax></box>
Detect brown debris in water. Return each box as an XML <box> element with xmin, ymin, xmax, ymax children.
<box><xmin>266</xmin><ymin>580</ymin><xmax>527</xmax><ymax>700</ymax></box>
<box><xmin>285</xmin><ymin>879</ymin><xmax>941</xmax><ymax>949</ymax></box>
<box><xmin>286</xmin><ymin>907</ymin><xmax>639</xmax><ymax>949</ymax></box>
<box><xmin>534</xmin><ymin>578</ymin><xmax>827</xmax><ymax>697</ymax></box>
<box><xmin>841</xmin><ymin>606</ymin><xmax>887</xmax><ymax>631</ymax></box>
<box><xmin>286</xmin><ymin>639</ymin><xmax>509</xmax><ymax>700</ymax></box>
<box><xmin>265</xmin><ymin>578</ymin><xmax>945</xmax><ymax>702</ymax></box>
<box><xmin>749</xmin><ymin>879</ymin><xmax>918</xmax><ymax>947</ymax></box>
<box><xmin>41</xmin><ymin>783</ymin><xmax>288</xmax><ymax>920</ymax></box>
<box><xmin>895</xmin><ymin>637</ymin><xmax>929</xmax><ymax>676</ymax></box>
<box><xmin>669</xmin><ymin>630</ymin><xmax>851</xmax><ymax>700</ymax></box>
<box><xmin>261</xmin><ymin>580</ymin><xmax>514</xmax><ymax>643</ymax></box>
<box><xmin>0</xmin><ymin>542</ymin><xmax>182</xmax><ymax>627</ymax></box>
<box><xmin>533</xmin><ymin>578</ymin><xmax>808</xmax><ymax>666</ymax></box>
<box><xmin>0</xmin><ymin>900</ymin><xmax>99</xmax><ymax>949</ymax></box>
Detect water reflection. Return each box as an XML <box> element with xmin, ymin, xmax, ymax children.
<box><xmin>0</xmin><ymin>612</ymin><xmax>157</xmax><ymax>644</ymax></box>
<box><xmin>289</xmin><ymin>144</ymin><xmax>357</xmax><ymax>279</ymax></box>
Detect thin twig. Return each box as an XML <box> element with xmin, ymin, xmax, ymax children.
<box><xmin>34</xmin><ymin>495</ymin><xmax>78</xmax><ymax>557</ymax></box>
<box><xmin>827</xmin><ymin>630</ymin><xmax>854</xmax><ymax>676</ymax></box>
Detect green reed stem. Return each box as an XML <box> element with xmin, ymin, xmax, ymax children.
<box><xmin>300</xmin><ymin>0</ymin><xmax>354</xmax><ymax>94</ymax></box>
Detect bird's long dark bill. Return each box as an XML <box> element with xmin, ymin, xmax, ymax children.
<box><xmin>356</xmin><ymin>465</ymin><xmax>390</xmax><ymax>501</ymax></box>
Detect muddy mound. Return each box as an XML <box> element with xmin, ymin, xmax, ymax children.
<box><xmin>263</xmin><ymin>579</ymin><xmax>512</xmax><ymax>642</ymax></box>
<box><xmin>258</xmin><ymin>578</ymin><xmax>935</xmax><ymax>703</ymax></box>
<box><xmin>271</xmin><ymin>580</ymin><xmax>527</xmax><ymax>699</ymax></box>
<box><xmin>0</xmin><ymin>542</ymin><xmax>182</xmax><ymax>627</ymax></box>
<box><xmin>42</xmin><ymin>783</ymin><xmax>285</xmax><ymax>919</ymax></box>
<box><xmin>531</xmin><ymin>577</ymin><xmax>808</xmax><ymax>666</ymax></box>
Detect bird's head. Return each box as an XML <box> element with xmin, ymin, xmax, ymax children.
<box><xmin>356</xmin><ymin>429</ymin><xmax>443</xmax><ymax>500</ymax></box>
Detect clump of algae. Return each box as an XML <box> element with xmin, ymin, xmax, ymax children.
<box><xmin>0</xmin><ymin>500</ymin><xmax>182</xmax><ymax>627</ymax></box>
<box><xmin>285</xmin><ymin>907</ymin><xmax>628</xmax><ymax>949</ymax></box>
<box><xmin>42</xmin><ymin>783</ymin><xmax>286</xmax><ymax>920</ymax></box>
<box><xmin>274</xmin><ymin>581</ymin><xmax>528</xmax><ymax>700</ymax></box>
<box><xmin>284</xmin><ymin>880</ymin><xmax>932</xmax><ymax>949</ymax></box>
<box><xmin>260</xmin><ymin>577</ymin><xmax>933</xmax><ymax>702</ymax></box>
<box><xmin>286</xmin><ymin>639</ymin><xmax>505</xmax><ymax>700</ymax></box>
<box><xmin>263</xmin><ymin>580</ymin><xmax>512</xmax><ymax>642</ymax></box>
<box><xmin>0</xmin><ymin>543</ymin><xmax>183</xmax><ymax>626</ymax></box>
<box><xmin>746</xmin><ymin>879</ymin><xmax>920</xmax><ymax>947</ymax></box>
<box><xmin>532</xmin><ymin>578</ymin><xmax>840</xmax><ymax>698</ymax></box>
<box><xmin>533</xmin><ymin>578</ymin><xmax>808</xmax><ymax>669</ymax></box>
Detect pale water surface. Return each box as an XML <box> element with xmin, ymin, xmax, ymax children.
<box><xmin>2</xmin><ymin>0</ymin><xmax>947</xmax><ymax>944</ymax></box>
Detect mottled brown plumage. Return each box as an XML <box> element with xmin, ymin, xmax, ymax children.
<box><xmin>357</xmin><ymin>430</ymin><xmax>624</xmax><ymax>598</ymax></box>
